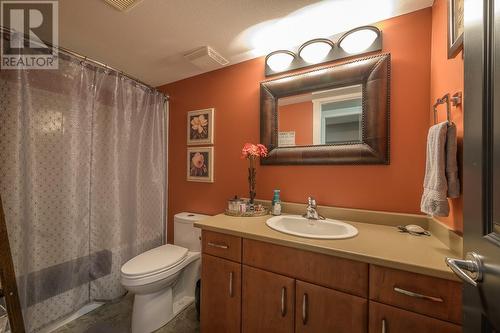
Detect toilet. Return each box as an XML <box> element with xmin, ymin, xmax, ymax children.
<box><xmin>121</xmin><ymin>212</ymin><xmax>208</xmax><ymax>333</ymax></box>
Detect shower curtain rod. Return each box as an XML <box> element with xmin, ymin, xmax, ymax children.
<box><xmin>0</xmin><ymin>26</ymin><xmax>169</xmax><ymax>100</ymax></box>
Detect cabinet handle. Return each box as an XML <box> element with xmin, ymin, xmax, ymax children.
<box><xmin>280</xmin><ymin>287</ymin><xmax>287</xmax><ymax>317</ymax></box>
<box><xmin>302</xmin><ymin>293</ymin><xmax>308</xmax><ymax>325</ymax></box>
<box><xmin>382</xmin><ymin>319</ymin><xmax>386</xmax><ymax>333</ymax></box>
<box><xmin>229</xmin><ymin>272</ymin><xmax>233</xmax><ymax>297</ymax></box>
<box><xmin>393</xmin><ymin>287</ymin><xmax>444</xmax><ymax>303</ymax></box>
<box><xmin>207</xmin><ymin>242</ymin><xmax>229</xmax><ymax>249</ymax></box>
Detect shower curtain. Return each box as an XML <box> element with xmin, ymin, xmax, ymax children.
<box><xmin>0</xmin><ymin>33</ymin><xmax>167</xmax><ymax>332</ymax></box>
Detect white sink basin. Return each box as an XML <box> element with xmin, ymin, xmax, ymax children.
<box><xmin>266</xmin><ymin>215</ymin><xmax>358</xmax><ymax>239</ymax></box>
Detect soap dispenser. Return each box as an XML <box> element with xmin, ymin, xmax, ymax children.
<box><xmin>271</xmin><ymin>190</ymin><xmax>281</xmax><ymax>216</ymax></box>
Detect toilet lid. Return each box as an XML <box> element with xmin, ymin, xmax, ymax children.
<box><xmin>121</xmin><ymin>244</ymin><xmax>188</xmax><ymax>277</ymax></box>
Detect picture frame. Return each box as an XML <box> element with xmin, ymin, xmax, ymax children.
<box><xmin>187</xmin><ymin>147</ymin><xmax>214</xmax><ymax>183</ymax></box>
<box><xmin>187</xmin><ymin>108</ymin><xmax>214</xmax><ymax>145</ymax></box>
<box><xmin>447</xmin><ymin>0</ymin><xmax>464</xmax><ymax>59</ymax></box>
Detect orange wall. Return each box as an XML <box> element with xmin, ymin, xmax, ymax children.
<box><xmin>278</xmin><ymin>101</ymin><xmax>313</xmax><ymax>146</ymax></box>
<box><xmin>159</xmin><ymin>8</ymin><xmax>433</xmax><ymax>242</ymax></box>
<box><xmin>430</xmin><ymin>0</ymin><xmax>464</xmax><ymax>232</ymax></box>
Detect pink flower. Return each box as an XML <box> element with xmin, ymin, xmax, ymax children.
<box><xmin>256</xmin><ymin>144</ymin><xmax>268</xmax><ymax>157</ymax></box>
<box><xmin>241</xmin><ymin>143</ymin><xmax>268</xmax><ymax>159</ymax></box>
<box><xmin>192</xmin><ymin>152</ymin><xmax>205</xmax><ymax>168</ymax></box>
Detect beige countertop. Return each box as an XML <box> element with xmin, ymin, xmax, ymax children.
<box><xmin>195</xmin><ymin>213</ymin><xmax>461</xmax><ymax>281</ymax></box>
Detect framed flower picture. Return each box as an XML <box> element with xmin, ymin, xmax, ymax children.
<box><xmin>187</xmin><ymin>108</ymin><xmax>214</xmax><ymax>145</ymax></box>
<box><xmin>187</xmin><ymin>147</ymin><xmax>214</xmax><ymax>183</ymax></box>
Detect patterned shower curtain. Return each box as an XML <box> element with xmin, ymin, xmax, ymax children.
<box><xmin>0</xmin><ymin>33</ymin><xmax>166</xmax><ymax>332</ymax></box>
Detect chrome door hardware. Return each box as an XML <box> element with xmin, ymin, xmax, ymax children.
<box><xmin>445</xmin><ymin>252</ymin><xmax>483</xmax><ymax>287</ymax></box>
<box><xmin>393</xmin><ymin>287</ymin><xmax>443</xmax><ymax>302</ymax></box>
<box><xmin>229</xmin><ymin>272</ymin><xmax>233</xmax><ymax>297</ymax></box>
<box><xmin>280</xmin><ymin>287</ymin><xmax>287</xmax><ymax>317</ymax></box>
<box><xmin>207</xmin><ymin>242</ymin><xmax>229</xmax><ymax>249</ymax></box>
<box><xmin>302</xmin><ymin>293</ymin><xmax>308</xmax><ymax>325</ymax></box>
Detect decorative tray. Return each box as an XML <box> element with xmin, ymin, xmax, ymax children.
<box><xmin>224</xmin><ymin>208</ymin><xmax>269</xmax><ymax>217</ymax></box>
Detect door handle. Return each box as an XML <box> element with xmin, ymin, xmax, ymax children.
<box><xmin>280</xmin><ymin>287</ymin><xmax>287</xmax><ymax>317</ymax></box>
<box><xmin>302</xmin><ymin>293</ymin><xmax>308</xmax><ymax>325</ymax></box>
<box><xmin>393</xmin><ymin>287</ymin><xmax>443</xmax><ymax>302</ymax></box>
<box><xmin>207</xmin><ymin>242</ymin><xmax>229</xmax><ymax>249</ymax></box>
<box><xmin>445</xmin><ymin>252</ymin><xmax>483</xmax><ymax>287</ymax></box>
<box><xmin>229</xmin><ymin>272</ymin><xmax>233</xmax><ymax>297</ymax></box>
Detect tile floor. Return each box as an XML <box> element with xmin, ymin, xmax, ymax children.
<box><xmin>52</xmin><ymin>294</ymin><xmax>199</xmax><ymax>333</ymax></box>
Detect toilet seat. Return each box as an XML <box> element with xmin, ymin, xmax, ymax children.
<box><xmin>121</xmin><ymin>251</ymin><xmax>200</xmax><ymax>288</ymax></box>
<box><xmin>121</xmin><ymin>244</ymin><xmax>188</xmax><ymax>279</ymax></box>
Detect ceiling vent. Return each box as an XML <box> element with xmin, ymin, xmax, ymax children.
<box><xmin>184</xmin><ymin>46</ymin><xmax>229</xmax><ymax>71</ymax></box>
<box><xmin>103</xmin><ymin>0</ymin><xmax>144</xmax><ymax>11</ymax></box>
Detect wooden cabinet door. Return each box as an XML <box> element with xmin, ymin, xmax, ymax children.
<box><xmin>368</xmin><ymin>301</ymin><xmax>461</xmax><ymax>333</ymax></box>
<box><xmin>242</xmin><ymin>265</ymin><xmax>295</xmax><ymax>333</ymax></box>
<box><xmin>201</xmin><ymin>254</ymin><xmax>241</xmax><ymax>333</ymax></box>
<box><xmin>295</xmin><ymin>280</ymin><xmax>368</xmax><ymax>333</ymax></box>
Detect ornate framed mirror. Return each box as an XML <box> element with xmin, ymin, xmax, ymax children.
<box><xmin>260</xmin><ymin>53</ymin><xmax>390</xmax><ymax>165</ymax></box>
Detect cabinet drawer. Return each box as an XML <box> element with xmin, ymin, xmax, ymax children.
<box><xmin>369</xmin><ymin>265</ymin><xmax>462</xmax><ymax>324</ymax></box>
<box><xmin>243</xmin><ymin>239</ymin><xmax>368</xmax><ymax>297</ymax></box>
<box><xmin>369</xmin><ymin>301</ymin><xmax>461</xmax><ymax>333</ymax></box>
<box><xmin>202</xmin><ymin>230</ymin><xmax>241</xmax><ymax>262</ymax></box>
<box><xmin>296</xmin><ymin>280</ymin><xmax>368</xmax><ymax>333</ymax></box>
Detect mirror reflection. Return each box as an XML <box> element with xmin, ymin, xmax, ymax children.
<box><xmin>277</xmin><ymin>84</ymin><xmax>362</xmax><ymax>147</ymax></box>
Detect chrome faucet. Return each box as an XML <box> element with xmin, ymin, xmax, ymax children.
<box><xmin>303</xmin><ymin>197</ymin><xmax>324</xmax><ymax>220</ymax></box>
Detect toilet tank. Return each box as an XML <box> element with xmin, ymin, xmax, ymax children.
<box><xmin>174</xmin><ymin>212</ymin><xmax>209</xmax><ymax>252</ymax></box>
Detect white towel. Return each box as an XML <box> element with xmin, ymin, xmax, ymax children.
<box><xmin>446</xmin><ymin>123</ymin><xmax>460</xmax><ymax>198</ymax></box>
<box><xmin>421</xmin><ymin>122</ymin><xmax>450</xmax><ymax>216</ymax></box>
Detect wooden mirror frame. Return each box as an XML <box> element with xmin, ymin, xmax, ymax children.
<box><xmin>260</xmin><ymin>53</ymin><xmax>390</xmax><ymax>165</ymax></box>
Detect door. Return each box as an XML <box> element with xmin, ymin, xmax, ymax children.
<box><xmin>295</xmin><ymin>280</ymin><xmax>367</xmax><ymax>333</ymax></box>
<box><xmin>446</xmin><ymin>0</ymin><xmax>500</xmax><ymax>331</ymax></box>
<box><xmin>368</xmin><ymin>301</ymin><xmax>461</xmax><ymax>333</ymax></box>
<box><xmin>200</xmin><ymin>254</ymin><xmax>241</xmax><ymax>333</ymax></box>
<box><xmin>242</xmin><ymin>265</ymin><xmax>295</xmax><ymax>333</ymax></box>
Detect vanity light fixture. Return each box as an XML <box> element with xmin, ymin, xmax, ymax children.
<box><xmin>265</xmin><ymin>50</ymin><xmax>295</xmax><ymax>72</ymax></box>
<box><xmin>298</xmin><ymin>39</ymin><xmax>334</xmax><ymax>64</ymax></box>
<box><xmin>338</xmin><ymin>26</ymin><xmax>380</xmax><ymax>54</ymax></box>
<box><xmin>264</xmin><ymin>25</ymin><xmax>382</xmax><ymax>77</ymax></box>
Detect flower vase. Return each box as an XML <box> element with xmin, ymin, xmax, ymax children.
<box><xmin>248</xmin><ymin>156</ymin><xmax>256</xmax><ymax>205</ymax></box>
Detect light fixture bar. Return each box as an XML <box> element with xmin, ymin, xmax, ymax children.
<box><xmin>264</xmin><ymin>25</ymin><xmax>382</xmax><ymax>77</ymax></box>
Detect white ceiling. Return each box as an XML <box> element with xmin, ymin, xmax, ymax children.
<box><xmin>59</xmin><ymin>0</ymin><xmax>433</xmax><ymax>86</ymax></box>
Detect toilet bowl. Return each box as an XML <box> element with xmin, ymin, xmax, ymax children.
<box><xmin>120</xmin><ymin>212</ymin><xmax>208</xmax><ymax>333</ymax></box>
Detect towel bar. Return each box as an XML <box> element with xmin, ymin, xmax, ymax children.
<box><xmin>433</xmin><ymin>91</ymin><xmax>462</xmax><ymax>124</ymax></box>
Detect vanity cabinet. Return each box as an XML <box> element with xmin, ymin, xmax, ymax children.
<box><xmin>201</xmin><ymin>254</ymin><xmax>241</xmax><ymax>333</ymax></box>
<box><xmin>295</xmin><ymin>280</ymin><xmax>367</xmax><ymax>333</ymax></box>
<box><xmin>241</xmin><ymin>265</ymin><xmax>366</xmax><ymax>333</ymax></box>
<box><xmin>200</xmin><ymin>230</ymin><xmax>462</xmax><ymax>333</ymax></box>
<box><xmin>242</xmin><ymin>265</ymin><xmax>295</xmax><ymax>333</ymax></box>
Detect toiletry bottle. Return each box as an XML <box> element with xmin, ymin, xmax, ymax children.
<box><xmin>271</xmin><ymin>190</ymin><xmax>281</xmax><ymax>216</ymax></box>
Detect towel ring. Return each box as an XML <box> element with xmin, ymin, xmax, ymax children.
<box><xmin>433</xmin><ymin>92</ymin><xmax>462</xmax><ymax>124</ymax></box>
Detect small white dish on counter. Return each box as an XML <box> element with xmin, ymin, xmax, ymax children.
<box><xmin>266</xmin><ymin>215</ymin><xmax>358</xmax><ymax>239</ymax></box>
